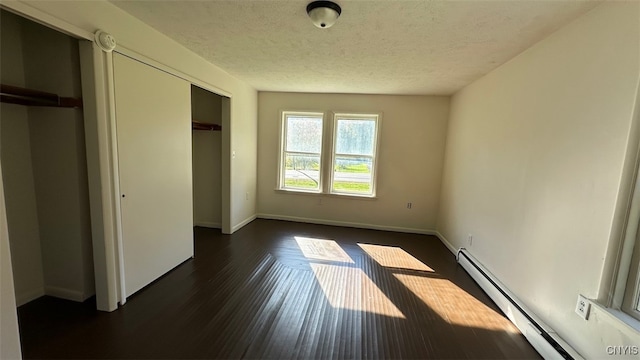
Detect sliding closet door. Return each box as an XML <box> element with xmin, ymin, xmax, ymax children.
<box><xmin>113</xmin><ymin>54</ymin><xmax>193</xmax><ymax>297</ymax></box>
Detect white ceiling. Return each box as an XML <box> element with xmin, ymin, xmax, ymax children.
<box><xmin>111</xmin><ymin>0</ymin><xmax>601</xmax><ymax>95</ymax></box>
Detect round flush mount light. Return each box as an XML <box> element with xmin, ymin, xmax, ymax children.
<box><xmin>307</xmin><ymin>1</ymin><xmax>342</xmax><ymax>29</ymax></box>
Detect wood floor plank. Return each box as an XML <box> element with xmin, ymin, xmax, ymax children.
<box><xmin>17</xmin><ymin>219</ymin><xmax>541</xmax><ymax>359</ymax></box>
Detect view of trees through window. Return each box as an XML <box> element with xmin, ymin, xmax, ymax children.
<box><xmin>332</xmin><ymin>118</ymin><xmax>376</xmax><ymax>194</ymax></box>
<box><xmin>281</xmin><ymin>112</ymin><xmax>379</xmax><ymax>196</ymax></box>
<box><xmin>283</xmin><ymin>114</ymin><xmax>322</xmax><ymax>191</ymax></box>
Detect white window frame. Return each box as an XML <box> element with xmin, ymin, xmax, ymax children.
<box><xmin>614</xmin><ymin>170</ymin><xmax>640</xmax><ymax>322</ymax></box>
<box><xmin>622</xmin><ymin>242</ymin><xmax>640</xmax><ymax>316</ymax></box>
<box><xmin>277</xmin><ymin>110</ymin><xmax>381</xmax><ymax>199</ymax></box>
<box><xmin>329</xmin><ymin>113</ymin><xmax>381</xmax><ymax>198</ymax></box>
<box><xmin>599</xmin><ymin>87</ymin><xmax>640</xmax><ymax>332</ymax></box>
<box><xmin>277</xmin><ymin>111</ymin><xmax>325</xmax><ymax>193</ymax></box>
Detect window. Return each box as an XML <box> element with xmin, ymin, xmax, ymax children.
<box><xmin>611</xmin><ymin>159</ymin><xmax>640</xmax><ymax>324</ymax></box>
<box><xmin>278</xmin><ymin>111</ymin><xmax>380</xmax><ymax>198</ymax></box>
<box><xmin>621</xmin><ymin>232</ymin><xmax>640</xmax><ymax>320</ymax></box>
<box><xmin>330</xmin><ymin>114</ymin><xmax>380</xmax><ymax>196</ymax></box>
<box><xmin>279</xmin><ymin>112</ymin><xmax>324</xmax><ymax>192</ymax></box>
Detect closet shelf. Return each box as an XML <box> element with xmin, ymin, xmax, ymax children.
<box><xmin>0</xmin><ymin>84</ymin><xmax>83</xmax><ymax>109</ymax></box>
<box><xmin>192</xmin><ymin>121</ymin><xmax>221</xmax><ymax>131</ymax></box>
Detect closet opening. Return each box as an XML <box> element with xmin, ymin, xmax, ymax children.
<box><xmin>0</xmin><ymin>8</ymin><xmax>97</xmax><ymax>312</ymax></box>
<box><xmin>191</xmin><ymin>85</ymin><xmax>229</xmax><ymax>230</ymax></box>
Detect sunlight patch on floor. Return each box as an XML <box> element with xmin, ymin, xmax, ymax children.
<box><xmin>295</xmin><ymin>236</ymin><xmax>354</xmax><ymax>263</ymax></box>
<box><xmin>311</xmin><ymin>263</ymin><xmax>405</xmax><ymax>318</ymax></box>
<box><xmin>393</xmin><ymin>274</ymin><xmax>519</xmax><ymax>332</ymax></box>
<box><xmin>358</xmin><ymin>243</ymin><xmax>434</xmax><ymax>272</ymax></box>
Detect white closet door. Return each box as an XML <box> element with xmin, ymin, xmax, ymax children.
<box><xmin>113</xmin><ymin>54</ymin><xmax>193</xmax><ymax>297</ymax></box>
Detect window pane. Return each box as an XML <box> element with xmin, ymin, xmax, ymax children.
<box><xmin>286</xmin><ymin>116</ymin><xmax>323</xmax><ymax>153</ymax></box>
<box><xmin>284</xmin><ymin>154</ymin><xmax>321</xmax><ymax>190</ymax></box>
<box><xmin>333</xmin><ymin>156</ymin><xmax>372</xmax><ymax>194</ymax></box>
<box><xmin>637</xmin><ymin>279</ymin><xmax>640</xmax><ymax>312</ymax></box>
<box><xmin>335</xmin><ymin>119</ymin><xmax>376</xmax><ymax>156</ymax></box>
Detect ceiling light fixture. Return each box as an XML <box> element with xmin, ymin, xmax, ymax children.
<box><xmin>306</xmin><ymin>1</ymin><xmax>341</xmax><ymax>29</ymax></box>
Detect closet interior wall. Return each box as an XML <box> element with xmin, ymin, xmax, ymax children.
<box><xmin>192</xmin><ymin>85</ymin><xmax>223</xmax><ymax>229</ymax></box>
<box><xmin>0</xmin><ymin>10</ymin><xmax>94</xmax><ymax>306</ymax></box>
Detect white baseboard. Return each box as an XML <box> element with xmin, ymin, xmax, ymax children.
<box><xmin>257</xmin><ymin>213</ymin><xmax>433</xmax><ymax>235</ymax></box>
<box><xmin>433</xmin><ymin>231</ymin><xmax>458</xmax><ymax>254</ymax></box>
<box><xmin>44</xmin><ymin>286</ymin><xmax>91</xmax><ymax>302</ymax></box>
<box><xmin>457</xmin><ymin>249</ymin><xmax>582</xmax><ymax>360</ymax></box>
<box><xmin>231</xmin><ymin>214</ymin><xmax>257</xmax><ymax>233</ymax></box>
<box><xmin>16</xmin><ymin>287</ymin><xmax>45</xmax><ymax>307</ymax></box>
<box><xmin>194</xmin><ymin>221</ymin><xmax>222</xmax><ymax>229</ymax></box>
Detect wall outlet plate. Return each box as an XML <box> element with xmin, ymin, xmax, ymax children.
<box><xmin>575</xmin><ymin>294</ymin><xmax>590</xmax><ymax>320</ymax></box>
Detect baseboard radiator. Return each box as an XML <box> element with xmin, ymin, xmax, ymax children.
<box><xmin>456</xmin><ymin>248</ymin><xmax>583</xmax><ymax>360</ymax></box>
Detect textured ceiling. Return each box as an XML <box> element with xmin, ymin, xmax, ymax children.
<box><xmin>110</xmin><ymin>0</ymin><xmax>601</xmax><ymax>95</ymax></box>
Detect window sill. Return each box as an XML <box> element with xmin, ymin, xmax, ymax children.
<box><xmin>274</xmin><ymin>188</ymin><xmax>377</xmax><ymax>200</ymax></box>
<box><xmin>590</xmin><ymin>300</ymin><xmax>640</xmax><ymax>336</ymax></box>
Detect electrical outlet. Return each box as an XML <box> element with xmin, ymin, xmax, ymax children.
<box><xmin>468</xmin><ymin>234</ymin><xmax>473</xmax><ymax>246</ymax></box>
<box><xmin>245</xmin><ymin>192</ymin><xmax>249</xmax><ymax>200</ymax></box>
<box><xmin>575</xmin><ymin>294</ymin><xmax>590</xmax><ymax>320</ymax></box>
<box><xmin>407</xmin><ymin>202</ymin><xmax>412</xmax><ymax>209</ymax></box>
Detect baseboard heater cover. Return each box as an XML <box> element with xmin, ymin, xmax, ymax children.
<box><xmin>456</xmin><ymin>248</ymin><xmax>583</xmax><ymax>360</ymax></box>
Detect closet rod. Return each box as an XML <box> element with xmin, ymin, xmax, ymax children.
<box><xmin>0</xmin><ymin>84</ymin><xmax>83</xmax><ymax>109</ymax></box>
<box><xmin>192</xmin><ymin>121</ymin><xmax>221</xmax><ymax>131</ymax></box>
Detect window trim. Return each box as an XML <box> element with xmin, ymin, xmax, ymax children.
<box><xmin>277</xmin><ymin>111</ymin><xmax>326</xmax><ymax>194</ymax></box>
<box><xmin>329</xmin><ymin>112</ymin><xmax>381</xmax><ymax>198</ymax></box>
<box><xmin>277</xmin><ymin>110</ymin><xmax>382</xmax><ymax>199</ymax></box>
<box><xmin>619</xmin><ymin>203</ymin><xmax>640</xmax><ymax>320</ymax></box>
<box><xmin>599</xmin><ymin>78</ymin><xmax>640</xmax><ymax>333</ymax></box>
<box><xmin>609</xmin><ymin>126</ymin><xmax>640</xmax><ymax>324</ymax></box>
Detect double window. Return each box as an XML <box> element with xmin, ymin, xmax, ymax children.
<box><xmin>279</xmin><ymin>111</ymin><xmax>380</xmax><ymax>197</ymax></box>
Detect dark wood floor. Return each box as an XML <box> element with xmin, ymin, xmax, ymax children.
<box><xmin>18</xmin><ymin>219</ymin><xmax>540</xmax><ymax>359</ymax></box>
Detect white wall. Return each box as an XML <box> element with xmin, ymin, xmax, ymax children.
<box><xmin>258</xmin><ymin>92</ymin><xmax>449</xmax><ymax>232</ymax></box>
<box><xmin>230</xmin><ymin>87</ymin><xmax>257</xmax><ymax>232</ymax></box>
<box><xmin>0</xmin><ymin>20</ymin><xmax>26</xmax><ymax>356</ymax></box>
<box><xmin>1</xmin><ymin>9</ymin><xmax>94</xmax><ymax>305</ymax></box>
<box><xmin>0</xmin><ymin>10</ymin><xmax>45</xmax><ymax>306</ymax></box>
<box><xmin>437</xmin><ymin>2</ymin><xmax>640</xmax><ymax>357</ymax></box>
<box><xmin>192</xmin><ymin>86</ymin><xmax>222</xmax><ymax>123</ymax></box>
<box><xmin>192</xmin><ymin>86</ymin><xmax>222</xmax><ymax>228</ymax></box>
<box><xmin>7</xmin><ymin>0</ymin><xmax>258</xmax><ymax>234</ymax></box>
<box><xmin>22</xmin><ymin>18</ymin><xmax>95</xmax><ymax>301</ymax></box>
<box><xmin>1</xmin><ymin>111</ymin><xmax>44</xmax><ymax>305</ymax></box>
<box><xmin>0</xmin><ymin>170</ymin><xmax>21</xmax><ymax>359</ymax></box>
